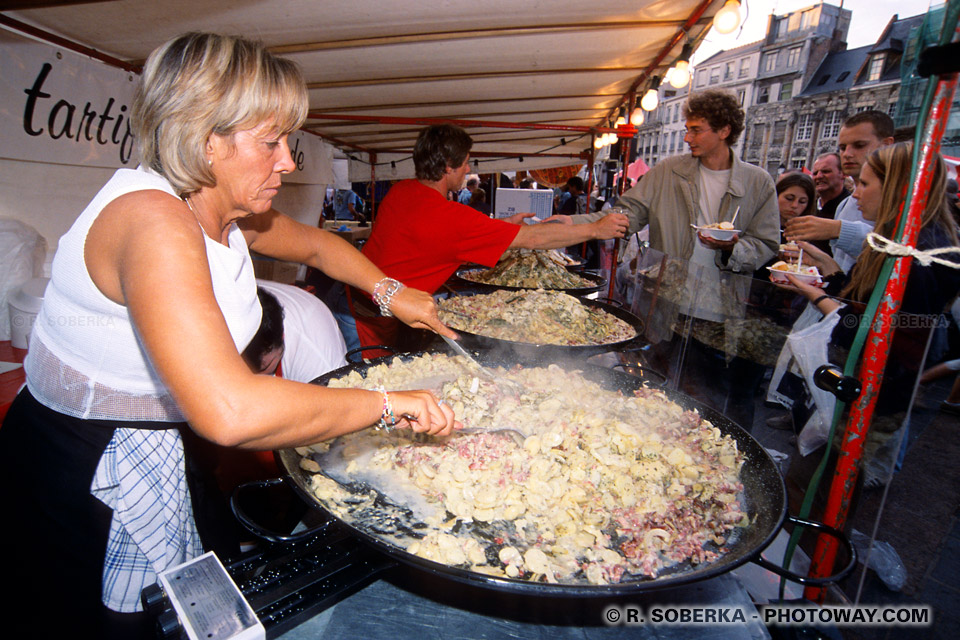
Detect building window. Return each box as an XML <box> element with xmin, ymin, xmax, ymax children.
<box><xmin>795</xmin><ymin>113</ymin><xmax>813</xmax><ymax>141</ymax></box>
<box><xmin>791</xmin><ymin>158</ymin><xmax>806</xmax><ymax>170</ymax></box>
<box><xmin>724</xmin><ymin>62</ymin><xmax>735</xmax><ymax>81</ymax></box>
<box><xmin>737</xmin><ymin>89</ymin><xmax>746</xmax><ymax>106</ymax></box>
<box><xmin>836</xmin><ymin>70</ymin><xmax>850</xmax><ymax>83</ymax></box>
<box><xmin>817</xmin><ymin>74</ymin><xmax>831</xmax><ymax>86</ymax></box>
<box><xmin>674</xmin><ymin>104</ymin><xmax>680</xmax><ymax>123</ymax></box>
<box><xmin>739</xmin><ymin>58</ymin><xmax>751</xmax><ymax>78</ymax></box>
<box><xmin>787</xmin><ymin>46</ymin><xmax>802</xmax><ymax>68</ymax></box>
<box><xmin>763</xmin><ymin>53</ymin><xmax>776</xmax><ymax>73</ymax></box>
<box><xmin>887</xmin><ymin>102</ymin><xmax>898</xmax><ymax>116</ymax></box>
<box><xmin>867</xmin><ymin>54</ymin><xmax>885</xmax><ymax>82</ymax></box>
<box><xmin>779</xmin><ymin>81</ymin><xmax>793</xmax><ymax>101</ymax></box>
<box><xmin>710</xmin><ymin>66</ymin><xmax>720</xmax><ymax>84</ymax></box>
<box><xmin>772</xmin><ymin>120</ymin><xmax>787</xmax><ymax>145</ymax></box>
<box><xmin>777</xmin><ymin>18</ymin><xmax>788</xmax><ymax>37</ymax></box>
<box><xmin>856</xmin><ymin>105</ymin><xmax>872</xmax><ymax>113</ymax></box>
<box><xmin>800</xmin><ymin>10</ymin><xmax>815</xmax><ymax>30</ymax></box>
<box><xmin>752</xmin><ymin>123</ymin><xmax>765</xmax><ymax>146</ymax></box>
<box><xmin>757</xmin><ymin>86</ymin><xmax>770</xmax><ymax>104</ymax></box>
<box><xmin>821</xmin><ymin>110</ymin><xmax>842</xmax><ymax>138</ymax></box>
<box><xmin>696</xmin><ymin>70</ymin><xmax>708</xmax><ymax>87</ymax></box>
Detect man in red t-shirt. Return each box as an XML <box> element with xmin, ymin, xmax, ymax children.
<box><xmin>346</xmin><ymin>124</ymin><xmax>629</xmax><ymax>353</ymax></box>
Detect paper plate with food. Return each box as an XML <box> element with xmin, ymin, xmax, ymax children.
<box><xmin>691</xmin><ymin>221</ymin><xmax>741</xmax><ymax>241</ymax></box>
<box><xmin>767</xmin><ymin>260</ymin><xmax>823</xmax><ymax>286</ymax></box>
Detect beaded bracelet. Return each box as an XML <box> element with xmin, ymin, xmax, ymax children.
<box><xmin>372</xmin><ymin>277</ymin><xmax>405</xmax><ymax>317</ymax></box>
<box><xmin>375</xmin><ymin>385</ymin><xmax>396</xmax><ymax>431</ymax></box>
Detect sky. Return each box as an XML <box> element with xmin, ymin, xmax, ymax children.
<box><xmin>691</xmin><ymin>0</ymin><xmax>939</xmax><ymax>64</ymax></box>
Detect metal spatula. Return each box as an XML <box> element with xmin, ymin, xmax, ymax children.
<box><xmin>439</xmin><ymin>335</ymin><xmax>493</xmax><ymax>378</ymax></box>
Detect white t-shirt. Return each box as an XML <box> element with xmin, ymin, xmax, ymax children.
<box><xmin>689</xmin><ymin>164</ymin><xmax>731</xmax><ymax>321</ymax></box>
<box><xmin>256</xmin><ymin>280</ymin><xmax>347</xmax><ymax>383</ymax></box>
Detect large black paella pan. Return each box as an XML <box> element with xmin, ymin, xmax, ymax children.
<box><xmin>270</xmin><ymin>351</ymin><xmax>853</xmax><ymax>598</ymax></box>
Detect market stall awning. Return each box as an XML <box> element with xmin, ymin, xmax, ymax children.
<box><xmin>1</xmin><ymin>0</ymin><xmax>726</xmax><ymax>175</ymax></box>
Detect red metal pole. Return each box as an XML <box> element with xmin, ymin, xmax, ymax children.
<box><xmin>804</xmin><ymin>70</ymin><xmax>959</xmax><ymax>600</ymax></box>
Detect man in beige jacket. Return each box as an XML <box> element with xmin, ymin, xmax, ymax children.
<box><xmin>562</xmin><ymin>89</ymin><xmax>779</xmax><ymax>274</ymax></box>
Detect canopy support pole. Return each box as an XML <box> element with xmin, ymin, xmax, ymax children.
<box><xmin>804</xmin><ymin>6</ymin><xmax>959</xmax><ymax>598</ymax></box>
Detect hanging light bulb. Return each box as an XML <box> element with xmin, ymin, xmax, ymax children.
<box><xmin>669</xmin><ymin>43</ymin><xmax>694</xmax><ymax>89</ymax></box>
<box><xmin>669</xmin><ymin>60</ymin><xmax>690</xmax><ymax>88</ymax></box>
<box><xmin>640</xmin><ymin>88</ymin><xmax>659</xmax><ymax>111</ymax></box>
<box><xmin>594</xmin><ymin>136</ymin><xmax>605</xmax><ymax>149</ymax></box>
<box><xmin>614</xmin><ymin>105</ymin><xmax>627</xmax><ymax>128</ymax></box>
<box><xmin>713</xmin><ymin>0</ymin><xmax>742</xmax><ymax>35</ymax></box>
<box><xmin>640</xmin><ymin>76</ymin><xmax>661</xmax><ymax>111</ymax></box>
<box><xmin>630</xmin><ymin>107</ymin><xmax>645</xmax><ymax>126</ymax></box>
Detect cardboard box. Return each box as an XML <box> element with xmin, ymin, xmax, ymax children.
<box><xmin>493</xmin><ymin>188</ymin><xmax>555</xmax><ymax>221</ymax></box>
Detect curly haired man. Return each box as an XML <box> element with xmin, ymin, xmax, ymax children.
<box><xmin>564</xmin><ymin>89</ymin><xmax>779</xmax><ymax>275</ymax></box>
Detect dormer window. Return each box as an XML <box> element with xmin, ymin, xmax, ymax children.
<box><xmin>867</xmin><ymin>54</ymin><xmax>885</xmax><ymax>82</ymax></box>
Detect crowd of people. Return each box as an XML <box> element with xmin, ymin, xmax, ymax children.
<box><xmin>2</xmin><ymin>29</ymin><xmax>958</xmax><ymax>640</ymax></box>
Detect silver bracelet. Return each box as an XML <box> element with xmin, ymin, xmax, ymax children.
<box><xmin>372</xmin><ymin>277</ymin><xmax>405</xmax><ymax>317</ymax></box>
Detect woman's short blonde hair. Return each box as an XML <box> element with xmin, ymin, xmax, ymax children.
<box><xmin>132</xmin><ymin>32</ymin><xmax>308</xmax><ymax>195</ymax></box>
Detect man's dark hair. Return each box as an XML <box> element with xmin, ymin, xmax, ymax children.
<box><xmin>566</xmin><ymin>176</ymin><xmax>584</xmax><ymax>192</ymax></box>
<box><xmin>241</xmin><ymin>287</ymin><xmax>284</xmax><ymax>372</ymax></box>
<box><xmin>413</xmin><ymin>124</ymin><xmax>473</xmax><ymax>181</ymax></box>
<box><xmin>842</xmin><ymin>110</ymin><xmax>895</xmax><ymax>140</ymax></box>
<box><xmin>684</xmin><ymin>90</ymin><xmax>745</xmax><ymax>146</ymax></box>
<box><xmin>466</xmin><ymin>177</ymin><xmax>479</xmax><ymax>188</ymax></box>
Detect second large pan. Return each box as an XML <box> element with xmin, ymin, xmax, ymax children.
<box><xmin>440</xmin><ymin>292</ymin><xmax>646</xmax><ymax>359</ymax></box>
<box><xmin>274</xmin><ymin>351</ymin><xmax>854</xmax><ymax>597</ymax></box>
<box><xmin>453</xmin><ymin>266</ymin><xmax>606</xmax><ymax>296</ymax></box>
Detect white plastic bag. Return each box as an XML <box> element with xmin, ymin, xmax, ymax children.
<box><xmin>0</xmin><ymin>218</ymin><xmax>47</xmax><ymax>341</ymax></box>
<box><xmin>767</xmin><ymin>306</ymin><xmax>842</xmax><ymax>456</ymax></box>
<box><xmin>850</xmin><ymin>529</ymin><xmax>907</xmax><ymax>591</ymax></box>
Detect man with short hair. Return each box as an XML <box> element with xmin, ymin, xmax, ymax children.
<box><xmin>559</xmin><ymin>176</ymin><xmax>586</xmax><ymax>215</ymax></box>
<box><xmin>333</xmin><ymin>188</ymin><xmax>363</xmax><ymax>221</ymax></box>
<box><xmin>785</xmin><ymin>110</ymin><xmax>895</xmax><ymax>272</ymax></box>
<box><xmin>808</xmin><ymin>152</ymin><xmax>849</xmax><ymax>254</ymax></box>
<box><xmin>344</xmin><ymin>124</ymin><xmax>629</xmax><ymax>352</ymax></box>
<box><xmin>564</xmin><ymin>89</ymin><xmax>779</xmax><ymax>273</ymax></box>
<box><xmin>457</xmin><ymin>176</ymin><xmax>479</xmax><ymax>204</ymax></box>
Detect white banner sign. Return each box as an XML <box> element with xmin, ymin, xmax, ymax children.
<box><xmin>1</xmin><ymin>29</ymin><xmax>137</xmax><ymax>168</ymax></box>
<box><xmin>1</xmin><ymin>30</ymin><xmax>334</xmax><ymax>184</ymax></box>
<box><xmin>284</xmin><ymin>130</ymin><xmax>335</xmax><ymax>185</ymax></box>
